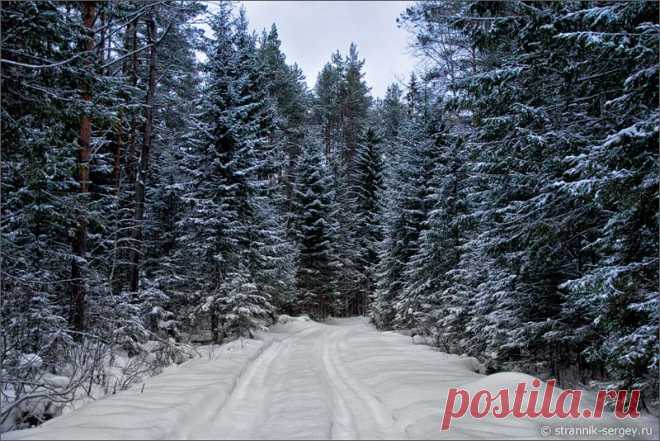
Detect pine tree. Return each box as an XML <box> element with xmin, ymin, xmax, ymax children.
<box><xmin>315</xmin><ymin>52</ymin><xmax>344</xmax><ymax>161</ymax></box>
<box><xmin>371</xmin><ymin>74</ymin><xmax>434</xmax><ymax>330</ymax></box>
<box><xmin>291</xmin><ymin>136</ymin><xmax>337</xmax><ymax>319</ymax></box>
<box><xmin>251</xmin><ymin>200</ymin><xmax>297</xmax><ymax>314</ymax></box>
<box><xmin>350</xmin><ymin>128</ymin><xmax>383</xmax><ymax>315</ymax></box>
<box><xmin>551</xmin><ymin>1</ymin><xmax>659</xmax><ymax>391</ymax></box>
<box><xmin>339</xmin><ymin>43</ymin><xmax>371</xmax><ymax>169</ymax></box>
<box><xmin>399</xmin><ymin>130</ymin><xmax>468</xmax><ymax>347</ymax></box>
<box><xmin>179</xmin><ymin>2</ymin><xmax>254</xmax><ymax>341</ymax></box>
<box><xmin>2</xmin><ymin>1</ymin><xmax>83</xmax><ymax>357</ymax></box>
<box><xmin>380</xmin><ymin>83</ymin><xmax>405</xmax><ymax>158</ymax></box>
<box><xmin>141</xmin><ymin>2</ymin><xmax>204</xmax><ymax>339</ymax></box>
<box><xmin>220</xmin><ymin>263</ymin><xmax>274</xmax><ymax>338</ymax></box>
<box><xmin>257</xmin><ymin>24</ymin><xmax>310</xmax><ymax>204</ymax></box>
<box><xmin>310</xmin><ymin>44</ymin><xmax>374</xmax><ymax>317</ymax></box>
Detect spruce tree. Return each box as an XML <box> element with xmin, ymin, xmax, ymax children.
<box><xmin>350</xmin><ymin>128</ymin><xmax>383</xmax><ymax>315</ymax></box>
<box><xmin>291</xmin><ymin>137</ymin><xmax>337</xmax><ymax>319</ymax></box>
<box><xmin>372</xmin><ymin>74</ymin><xmax>434</xmax><ymax>330</ymax></box>
<box><xmin>220</xmin><ymin>263</ymin><xmax>274</xmax><ymax>338</ymax></box>
<box><xmin>180</xmin><ymin>3</ymin><xmax>269</xmax><ymax>340</ymax></box>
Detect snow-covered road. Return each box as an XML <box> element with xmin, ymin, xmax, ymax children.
<box><xmin>5</xmin><ymin>317</ymin><xmax>657</xmax><ymax>440</ymax></box>
<box><xmin>182</xmin><ymin>320</ymin><xmax>412</xmax><ymax>440</ymax></box>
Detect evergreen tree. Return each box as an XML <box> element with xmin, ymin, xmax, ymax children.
<box><xmin>291</xmin><ymin>137</ymin><xmax>337</xmax><ymax>318</ymax></box>
<box><xmin>371</xmin><ymin>74</ymin><xmax>434</xmax><ymax>330</ymax></box>
<box><xmin>257</xmin><ymin>24</ymin><xmax>310</xmax><ymax>204</ymax></box>
<box><xmin>339</xmin><ymin>43</ymin><xmax>371</xmax><ymax>169</ymax></box>
<box><xmin>350</xmin><ymin>128</ymin><xmax>384</xmax><ymax>315</ymax></box>
<box><xmin>398</xmin><ymin>0</ymin><xmax>658</xmax><ymax>397</ymax></box>
<box><xmin>399</xmin><ymin>131</ymin><xmax>468</xmax><ymax>347</ymax></box>
<box><xmin>180</xmin><ymin>2</ymin><xmax>277</xmax><ymax>340</ymax></box>
<box><xmin>551</xmin><ymin>1</ymin><xmax>659</xmax><ymax>391</ymax></box>
<box><xmin>315</xmin><ymin>52</ymin><xmax>344</xmax><ymax>161</ymax></box>
<box><xmin>380</xmin><ymin>83</ymin><xmax>405</xmax><ymax>158</ymax></box>
<box><xmin>220</xmin><ymin>263</ymin><xmax>274</xmax><ymax>338</ymax></box>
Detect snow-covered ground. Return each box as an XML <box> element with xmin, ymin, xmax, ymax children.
<box><xmin>4</xmin><ymin>317</ymin><xmax>658</xmax><ymax>440</ymax></box>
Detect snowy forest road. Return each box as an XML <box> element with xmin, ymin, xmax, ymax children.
<box><xmin>7</xmin><ymin>317</ymin><xmax>607</xmax><ymax>440</ymax></box>
<box><xmin>181</xmin><ymin>320</ymin><xmax>408</xmax><ymax>440</ymax></box>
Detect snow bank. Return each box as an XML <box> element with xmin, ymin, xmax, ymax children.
<box><xmin>276</xmin><ymin>314</ymin><xmax>311</xmax><ymax>324</ymax></box>
<box><xmin>4</xmin><ymin>318</ymin><xmax>316</xmax><ymax>440</ymax></box>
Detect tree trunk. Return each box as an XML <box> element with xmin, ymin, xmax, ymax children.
<box><xmin>105</xmin><ymin>4</ymin><xmax>112</xmax><ymax>74</ymax></box>
<box><xmin>111</xmin><ymin>13</ymin><xmax>130</xmax><ymax>194</ymax></box>
<box><xmin>129</xmin><ymin>15</ymin><xmax>157</xmax><ymax>292</ymax></box>
<box><xmin>112</xmin><ymin>21</ymin><xmax>139</xmax><ymax>293</ymax></box>
<box><xmin>211</xmin><ymin>311</ymin><xmax>220</xmax><ymax>343</ymax></box>
<box><xmin>125</xmin><ymin>22</ymin><xmax>139</xmax><ymax>185</ymax></box>
<box><xmin>70</xmin><ymin>1</ymin><xmax>96</xmax><ymax>337</ymax></box>
<box><xmin>112</xmin><ymin>125</ymin><xmax>124</xmax><ymax>193</ymax></box>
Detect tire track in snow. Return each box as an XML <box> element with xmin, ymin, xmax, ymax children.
<box><xmin>172</xmin><ymin>339</ymin><xmax>280</xmax><ymax>440</ymax></box>
<box><xmin>321</xmin><ymin>325</ymin><xmax>407</xmax><ymax>440</ymax></box>
<box><xmin>197</xmin><ymin>339</ymin><xmax>284</xmax><ymax>439</ymax></box>
<box><xmin>177</xmin><ymin>326</ymin><xmax>318</xmax><ymax>440</ymax></box>
<box><xmin>320</xmin><ymin>330</ymin><xmax>359</xmax><ymax>439</ymax></box>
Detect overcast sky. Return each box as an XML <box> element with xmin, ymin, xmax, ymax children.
<box><xmin>237</xmin><ymin>1</ymin><xmax>417</xmax><ymax>97</ymax></box>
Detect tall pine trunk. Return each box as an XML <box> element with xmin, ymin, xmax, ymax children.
<box><xmin>70</xmin><ymin>1</ymin><xmax>96</xmax><ymax>337</ymax></box>
<box><xmin>129</xmin><ymin>15</ymin><xmax>157</xmax><ymax>292</ymax></box>
<box><xmin>126</xmin><ymin>22</ymin><xmax>139</xmax><ymax>185</ymax></box>
<box><xmin>111</xmin><ymin>20</ymin><xmax>139</xmax><ymax>294</ymax></box>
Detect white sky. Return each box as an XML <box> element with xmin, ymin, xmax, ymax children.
<box><xmin>237</xmin><ymin>1</ymin><xmax>417</xmax><ymax>97</ymax></box>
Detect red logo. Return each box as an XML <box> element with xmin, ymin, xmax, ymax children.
<box><xmin>441</xmin><ymin>379</ymin><xmax>641</xmax><ymax>431</ymax></box>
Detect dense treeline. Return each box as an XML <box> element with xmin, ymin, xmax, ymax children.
<box><xmin>0</xmin><ymin>0</ymin><xmax>657</xmax><ymax>430</ymax></box>
<box><xmin>374</xmin><ymin>0</ymin><xmax>658</xmax><ymax>405</ymax></box>
<box><xmin>0</xmin><ymin>0</ymin><xmax>378</xmax><ymax>428</ymax></box>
